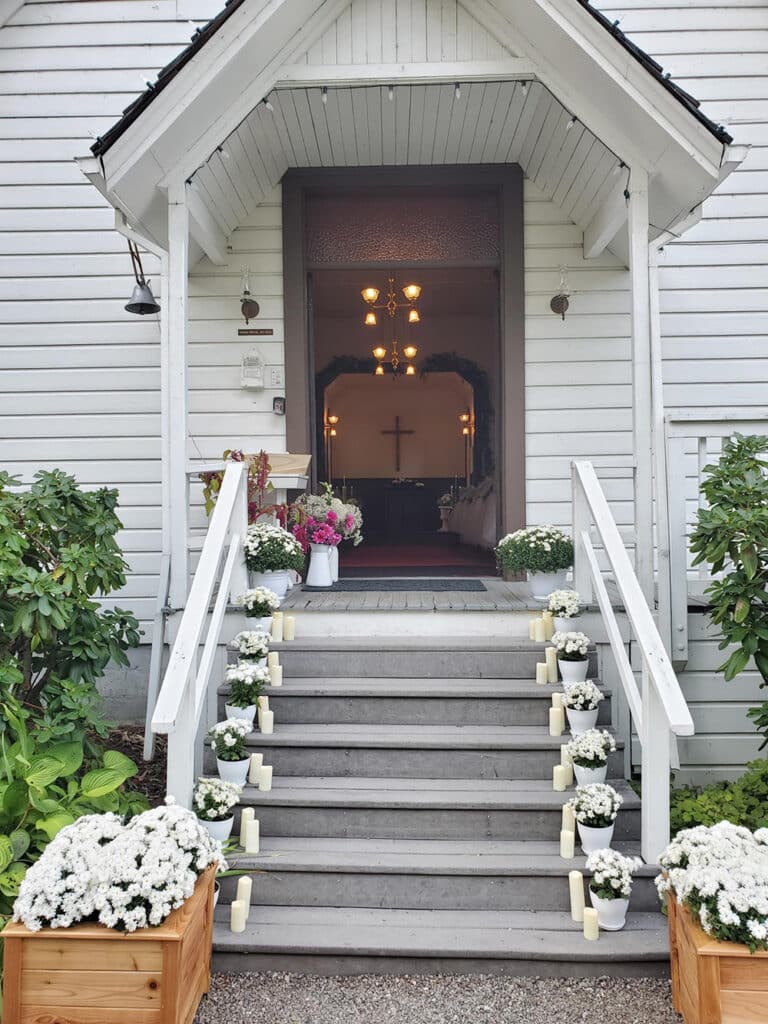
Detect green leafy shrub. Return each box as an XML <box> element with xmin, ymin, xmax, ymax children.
<box><xmin>670</xmin><ymin>758</ymin><xmax>768</xmax><ymax>835</ymax></box>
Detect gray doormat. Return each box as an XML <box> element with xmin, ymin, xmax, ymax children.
<box><xmin>302</xmin><ymin>579</ymin><xmax>488</xmax><ymax>592</ymax></box>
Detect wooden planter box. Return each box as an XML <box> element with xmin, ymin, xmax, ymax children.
<box><xmin>668</xmin><ymin>892</ymin><xmax>768</xmax><ymax>1024</ymax></box>
<box><xmin>2</xmin><ymin>863</ymin><xmax>216</xmax><ymax>1024</ymax></box>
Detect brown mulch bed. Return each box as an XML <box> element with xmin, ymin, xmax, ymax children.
<box><xmin>106</xmin><ymin>724</ymin><xmax>168</xmax><ymax>806</ymax></box>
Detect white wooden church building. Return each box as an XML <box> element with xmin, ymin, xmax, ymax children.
<box><xmin>1</xmin><ymin>0</ymin><xmax>767</xmax><ymax>974</ymax></box>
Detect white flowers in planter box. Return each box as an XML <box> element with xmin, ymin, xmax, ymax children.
<box><xmin>548</xmin><ymin>589</ymin><xmax>581</xmax><ymax>618</ymax></box>
<box><xmin>208</xmin><ymin>718</ymin><xmax>250</xmax><ymax>761</ymax></box>
<box><xmin>193</xmin><ymin>777</ymin><xmax>242</xmax><ymax>822</ymax></box>
<box><xmin>13</xmin><ymin>800</ymin><xmax>220</xmax><ymax>933</ymax></box>
<box><xmin>586</xmin><ymin>848</ymin><xmax>643</xmax><ymax>900</ymax></box>
<box><xmin>552</xmin><ymin>630</ymin><xmax>590</xmax><ymax>661</ymax></box>
<box><xmin>562</xmin><ymin>680</ymin><xmax>604</xmax><ymax>712</ymax></box>
<box><xmin>232</xmin><ymin>630</ymin><xmax>270</xmax><ymax>660</ymax></box>
<box><xmin>564</xmin><ymin>728</ymin><xmax>616</xmax><ymax>767</ymax></box>
<box><xmin>235</xmin><ymin>586</ymin><xmax>280</xmax><ymax>618</ymax></box>
<box><xmin>569</xmin><ymin>783</ymin><xmax>623</xmax><ymax>828</ymax></box>
<box><xmin>657</xmin><ymin>821</ymin><xmax>768</xmax><ymax>951</ymax></box>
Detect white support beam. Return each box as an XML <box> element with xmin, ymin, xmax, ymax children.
<box><xmin>628</xmin><ymin>166</ymin><xmax>654</xmax><ymax>606</ymax></box>
<box><xmin>0</xmin><ymin>0</ymin><xmax>23</xmax><ymax>28</ymax></box>
<box><xmin>167</xmin><ymin>182</ymin><xmax>190</xmax><ymax>611</ymax></box>
<box><xmin>187</xmin><ymin>185</ymin><xmax>228</xmax><ymax>266</ymax></box>
<box><xmin>583</xmin><ymin>183</ymin><xmax>628</xmax><ymax>260</ymax></box>
<box><xmin>277</xmin><ymin>59</ymin><xmax>536</xmax><ymax>88</ymax></box>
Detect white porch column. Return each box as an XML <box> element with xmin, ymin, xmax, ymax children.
<box><xmin>627</xmin><ymin>167</ymin><xmax>654</xmax><ymax>606</ymax></box>
<box><xmin>167</xmin><ymin>182</ymin><xmax>190</xmax><ymax>610</ymax></box>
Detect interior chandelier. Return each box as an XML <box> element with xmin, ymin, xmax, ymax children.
<box><xmin>361</xmin><ymin>274</ymin><xmax>422</xmax><ymax>377</ymax></box>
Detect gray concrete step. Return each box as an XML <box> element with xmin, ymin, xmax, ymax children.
<box><xmin>218</xmin><ymin>836</ymin><xmax>659</xmax><ymax>912</ymax></box>
<box><xmin>205</xmin><ymin>723</ymin><xmax>624</xmax><ymax>779</ymax></box>
<box><xmin>235</xmin><ymin>776</ymin><xmax>641</xmax><ymax>841</ymax></box>
<box><xmin>218</xmin><ymin>678</ymin><xmax>612</xmax><ymax>727</ymax></box>
<box><xmin>212</xmin><ymin>905</ymin><xmax>669</xmax><ymax>977</ymax></box>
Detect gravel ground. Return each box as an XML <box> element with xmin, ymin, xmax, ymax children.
<box><xmin>195</xmin><ymin>973</ymin><xmax>680</xmax><ymax>1024</ymax></box>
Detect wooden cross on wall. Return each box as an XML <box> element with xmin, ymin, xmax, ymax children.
<box><xmin>381</xmin><ymin>415</ymin><xmax>415</xmax><ymax>474</ymax></box>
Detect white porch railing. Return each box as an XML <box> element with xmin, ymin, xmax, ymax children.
<box><xmin>572</xmin><ymin>460</ymin><xmax>694</xmax><ymax>862</ymax></box>
<box><xmin>150</xmin><ymin>461</ymin><xmax>249</xmax><ymax>805</ymax></box>
<box><xmin>664</xmin><ymin>409</ymin><xmax>768</xmax><ymax>665</ymax></box>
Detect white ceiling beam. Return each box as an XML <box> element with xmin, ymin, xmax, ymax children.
<box><xmin>187</xmin><ymin>186</ymin><xmax>228</xmax><ymax>266</ymax></box>
<box><xmin>583</xmin><ymin>183</ymin><xmax>628</xmax><ymax>260</ymax></box>
<box><xmin>277</xmin><ymin>59</ymin><xmax>536</xmax><ymax>88</ymax></box>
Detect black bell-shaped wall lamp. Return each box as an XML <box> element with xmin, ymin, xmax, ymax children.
<box><xmin>125</xmin><ymin>239</ymin><xmax>161</xmax><ymax>315</ymax></box>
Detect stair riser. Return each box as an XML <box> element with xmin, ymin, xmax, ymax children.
<box><xmin>217</xmin><ymin>870</ymin><xmax>659</xmax><ymax>912</ymax></box>
<box><xmin>217</xmin><ymin>695</ymin><xmax>613</xmax><ymax>727</ymax></box>
<box><xmin>205</xmin><ymin>747</ymin><xmax>625</xmax><ymax>779</ymax></box>
<box><xmin>276</xmin><ymin>651</ymin><xmax>599</xmax><ymax>679</ymax></box>
<box><xmin>237</xmin><ymin>805</ymin><xmax>641</xmax><ymax>841</ymax></box>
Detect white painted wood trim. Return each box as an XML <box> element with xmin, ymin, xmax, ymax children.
<box><xmin>277</xmin><ymin>58</ymin><xmax>535</xmax><ymax>87</ymax></box>
<box><xmin>188</xmin><ymin>185</ymin><xmax>229</xmax><ymax>266</ymax></box>
<box><xmin>142</xmin><ymin>553</ymin><xmax>170</xmax><ymax>761</ymax></box>
<box><xmin>583</xmin><ymin>183</ymin><xmax>627</xmax><ymax>261</ymax></box>
<box><xmin>0</xmin><ymin>0</ymin><xmax>23</xmax><ymax>29</ymax></box>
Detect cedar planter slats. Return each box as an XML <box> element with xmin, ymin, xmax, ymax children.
<box><xmin>668</xmin><ymin>892</ymin><xmax>768</xmax><ymax>1024</ymax></box>
<box><xmin>2</xmin><ymin>863</ymin><xmax>216</xmax><ymax>1024</ymax></box>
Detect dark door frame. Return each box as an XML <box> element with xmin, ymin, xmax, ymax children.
<box><xmin>282</xmin><ymin>165</ymin><xmax>525</xmax><ymax>535</ymax></box>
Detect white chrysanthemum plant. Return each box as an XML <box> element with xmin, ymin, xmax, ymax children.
<box><xmin>562</xmin><ymin>680</ymin><xmax>604</xmax><ymax>735</ymax></box>
<box><xmin>547</xmin><ymin>589</ymin><xmax>581</xmax><ymax>631</ymax></box>
<box><xmin>495</xmin><ymin>525</ymin><xmax>573</xmax><ymax>600</ymax></box>
<box><xmin>13</xmin><ymin>798</ymin><xmax>221</xmax><ymax>934</ymax></box>
<box><xmin>568</xmin><ymin>782</ymin><xmax>623</xmax><ymax>854</ymax></box>
<box><xmin>657</xmin><ymin>821</ymin><xmax>768</xmax><ymax>953</ymax></box>
<box><xmin>232</xmin><ymin>630</ymin><xmax>270</xmax><ymax>663</ymax></box>
<box><xmin>235</xmin><ymin>586</ymin><xmax>280</xmax><ymax>628</ymax></box>
<box><xmin>209</xmin><ymin>718</ymin><xmax>251</xmax><ymax>786</ymax></box>
<box><xmin>552</xmin><ymin>629</ymin><xmax>590</xmax><ymax>683</ymax></box>
<box><xmin>193</xmin><ymin>777</ymin><xmax>242</xmax><ymax>843</ymax></box>
<box><xmin>243</xmin><ymin>522</ymin><xmax>305</xmax><ymax>598</ymax></box>
<box><xmin>586</xmin><ymin>848</ymin><xmax>644</xmax><ymax>931</ymax></box>
<box><xmin>224</xmin><ymin>662</ymin><xmax>270</xmax><ymax>727</ymax></box>
<box><xmin>564</xmin><ymin>728</ymin><xmax>616</xmax><ymax>786</ymax></box>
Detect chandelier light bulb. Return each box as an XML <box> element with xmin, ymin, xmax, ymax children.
<box><xmin>402</xmin><ymin>283</ymin><xmax>421</xmax><ymax>301</ymax></box>
<box><xmin>372</xmin><ymin>345</ymin><xmax>387</xmax><ymax>361</ymax></box>
<box><xmin>459</xmin><ymin>412</ymin><xmax>470</xmax><ymax>423</ymax></box>
<box><xmin>408</xmin><ymin>308</ymin><xmax>420</xmax><ymax>323</ymax></box>
<box><xmin>462</xmin><ymin>426</ymin><xmax>470</xmax><ymax>435</ymax></box>
<box><xmin>405</xmin><ymin>364</ymin><xmax>416</xmax><ymax>376</ymax></box>
<box><xmin>375</xmin><ymin>364</ymin><xmax>385</xmax><ymax>376</ymax></box>
<box><xmin>403</xmin><ymin>344</ymin><xmax>417</xmax><ymax>360</ymax></box>
<box><xmin>364</xmin><ymin>311</ymin><xmax>377</xmax><ymax>326</ymax></box>
<box><xmin>361</xmin><ymin>286</ymin><xmax>380</xmax><ymax>304</ymax></box>
<box><xmin>329</xmin><ymin>428</ymin><xmax>337</xmax><ymax>437</ymax></box>
<box><xmin>327</xmin><ymin>414</ymin><xmax>339</xmax><ymax>425</ymax></box>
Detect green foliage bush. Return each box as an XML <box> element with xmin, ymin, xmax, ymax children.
<box><xmin>670</xmin><ymin>758</ymin><xmax>768</xmax><ymax>835</ymax></box>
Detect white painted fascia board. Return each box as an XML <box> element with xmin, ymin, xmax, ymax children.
<box><xmin>0</xmin><ymin>0</ymin><xmax>23</xmax><ymax>28</ymax></box>
<box><xmin>76</xmin><ymin>154</ymin><xmax>167</xmax><ymax>253</ymax></box>
<box><xmin>277</xmin><ymin>58</ymin><xmax>535</xmax><ymax>88</ymax></box>
<box><xmin>102</xmin><ymin>0</ymin><xmax>349</xmax><ymax>191</ymax></box>
<box><xmin>187</xmin><ymin>184</ymin><xmax>228</xmax><ymax>265</ymax></box>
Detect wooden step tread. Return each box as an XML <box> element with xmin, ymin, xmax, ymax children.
<box><xmin>236</xmin><ymin>724</ymin><xmax>619</xmax><ymax>749</ymax></box>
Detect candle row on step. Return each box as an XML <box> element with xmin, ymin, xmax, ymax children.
<box><xmin>229</xmin><ymin>875</ymin><xmax>253</xmax><ymax>932</ymax></box>
<box><xmin>535</xmin><ymin>647</ymin><xmax>558</xmax><ymax>685</ymax></box>
<box><xmin>270</xmin><ymin>612</ymin><xmax>296</xmax><ymax>643</ymax></box>
<box><xmin>238</xmin><ymin>807</ymin><xmax>260</xmax><ymax>852</ymax></box>
<box><xmin>528</xmin><ymin>610</ymin><xmax>554</xmax><ymax>642</ymax></box>
<box><xmin>247</xmin><ymin>753</ymin><xmax>272</xmax><ymax>789</ymax></box>
<box><xmin>568</xmin><ymin>871</ymin><xmax>599</xmax><ymax>939</ymax></box>
<box><xmin>266</xmin><ymin>651</ymin><xmax>283</xmax><ymax>686</ymax></box>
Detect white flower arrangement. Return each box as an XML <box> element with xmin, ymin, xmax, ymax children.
<box><xmin>564</xmin><ymin>728</ymin><xmax>616</xmax><ymax>767</ymax></box>
<box><xmin>208</xmin><ymin>718</ymin><xmax>250</xmax><ymax>761</ymax></box>
<box><xmin>225</xmin><ymin>661</ymin><xmax>270</xmax><ymax>708</ymax></box>
<box><xmin>586</xmin><ymin>848</ymin><xmax>643</xmax><ymax>900</ymax></box>
<box><xmin>235</xmin><ymin>586</ymin><xmax>280</xmax><ymax>618</ymax></box>
<box><xmin>568</xmin><ymin>783</ymin><xmax>623</xmax><ymax>827</ymax></box>
<box><xmin>13</xmin><ymin>799</ymin><xmax>221</xmax><ymax>933</ymax></box>
<box><xmin>193</xmin><ymin>777</ymin><xmax>241</xmax><ymax>822</ymax></box>
<box><xmin>548</xmin><ymin>589</ymin><xmax>581</xmax><ymax>618</ymax></box>
<box><xmin>232</xmin><ymin>630</ymin><xmax>270</xmax><ymax>660</ymax></box>
<box><xmin>495</xmin><ymin>525</ymin><xmax>573</xmax><ymax>574</ymax></box>
<box><xmin>562</xmin><ymin>680</ymin><xmax>604</xmax><ymax>712</ymax></box>
<box><xmin>243</xmin><ymin>522</ymin><xmax>305</xmax><ymax>573</ymax></box>
<box><xmin>552</xmin><ymin>630</ymin><xmax>590</xmax><ymax>661</ymax></box>
<box><xmin>656</xmin><ymin>821</ymin><xmax>768</xmax><ymax>951</ymax></box>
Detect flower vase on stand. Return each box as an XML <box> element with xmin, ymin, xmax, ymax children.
<box><xmin>307</xmin><ymin>543</ymin><xmax>333</xmax><ymax>588</ymax></box>
<box><xmin>329</xmin><ymin>544</ymin><xmax>339</xmax><ymax>583</ymax></box>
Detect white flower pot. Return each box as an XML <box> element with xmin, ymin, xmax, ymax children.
<box><xmin>566</xmin><ymin>707</ymin><xmax>599</xmax><ymax>735</ymax></box>
<box><xmin>216</xmin><ymin>756</ymin><xmax>250</xmax><ymax>786</ymax></box>
<box><xmin>558</xmin><ymin>658</ymin><xmax>589</xmax><ymax>683</ymax></box>
<box><xmin>577</xmin><ymin>821</ymin><xmax>615</xmax><ymax>854</ymax></box>
<box><xmin>224</xmin><ymin>703</ymin><xmax>256</xmax><ymax>728</ymax></box>
<box><xmin>249</xmin><ymin>569</ymin><xmax>291</xmax><ymax>599</ymax></box>
<box><xmin>528</xmin><ymin>570</ymin><xmax>568</xmax><ymax>601</ymax></box>
<box><xmin>245</xmin><ymin>615</ymin><xmax>272</xmax><ymax>633</ymax></box>
<box><xmin>306</xmin><ymin>543</ymin><xmax>333</xmax><ymax>587</ymax></box>
<box><xmin>198</xmin><ymin>815</ymin><xmax>234</xmax><ymax>843</ymax></box>
<box><xmin>554</xmin><ymin>616</ymin><xmax>579</xmax><ymax>633</ymax></box>
<box><xmin>329</xmin><ymin>545</ymin><xmax>339</xmax><ymax>582</ymax></box>
<box><xmin>239</xmin><ymin>657</ymin><xmax>267</xmax><ymax>668</ymax></box>
<box><xmin>438</xmin><ymin>507</ymin><xmax>453</xmax><ymax>532</ymax></box>
<box><xmin>574</xmin><ymin>762</ymin><xmax>608</xmax><ymax>786</ymax></box>
<box><xmin>589</xmin><ymin>891</ymin><xmax>629</xmax><ymax>931</ymax></box>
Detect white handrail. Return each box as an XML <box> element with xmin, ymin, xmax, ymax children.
<box><xmin>151</xmin><ymin>460</ymin><xmax>249</xmax><ymax>805</ymax></box>
<box><xmin>572</xmin><ymin>459</ymin><xmax>694</xmax><ymax>862</ymax></box>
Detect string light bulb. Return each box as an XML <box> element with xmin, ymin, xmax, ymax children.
<box><xmin>454</xmin><ymin>83</ymin><xmax>461</xmax><ymax>100</ymax></box>
<box><xmin>388</xmin><ymin>85</ymin><xmax>394</xmax><ymax>102</ymax></box>
<box><xmin>321</xmin><ymin>86</ymin><xmax>328</xmax><ymax>104</ymax></box>
<box><xmin>263</xmin><ymin>97</ymin><xmax>274</xmax><ymax>112</ymax></box>
<box><xmin>566</xmin><ymin>115</ymin><xmax>577</xmax><ymax>130</ymax></box>
<box><xmin>520</xmin><ymin>80</ymin><xmax>528</xmax><ymax>95</ymax></box>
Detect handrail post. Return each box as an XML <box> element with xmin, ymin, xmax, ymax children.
<box><xmin>166</xmin><ymin>664</ymin><xmax>195</xmax><ymax>806</ymax></box>
<box><xmin>641</xmin><ymin>657</ymin><xmax>671</xmax><ymax>862</ymax></box>
<box><xmin>572</xmin><ymin>463</ymin><xmax>593</xmax><ymax>603</ymax></box>
<box><xmin>229</xmin><ymin>470</ymin><xmax>249</xmax><ymax>602</ymax></box>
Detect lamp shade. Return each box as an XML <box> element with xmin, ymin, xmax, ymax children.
<box><xmin>364</xmin><ymin>311</ymin><xmax>377</xmax><ymax>326</ymax></box>
<box><xmin>372</xmin><ymin>345</ymin><xmax>387</xmax><ymax>361</ymax></box>
<box><xmin>125</xmin><ymin>281</ymin><xmax>160</xmax><ymax>315</ymax></box>
<box><xmin>405</xmin><ymin>364</ymin><xmax>416</xmax><ymax>376</ymax></box>
<box><xmin>361</xmin><ymin>286</ymin><xmax>380</xmax><ymax>304</ymax></box>
<box><xmin>402</xmin><ymin>283</ymin><xmax>421</xmax><ymax>301</ymax></box>
<box><xmin>374</xmin><ymin>364</ymin><xmax>385</xmax><ymax>376</ymax></box>
<box><xmin>408</xmin><ymin>308</ymin><xmax>420</xmax><ymax>323</ymax></box>
<box><xmin>403</xmin><ymin>344</ymin><xmax>417</xmax><ymax>360</ymax></box>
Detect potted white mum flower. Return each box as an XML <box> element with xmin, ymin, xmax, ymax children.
<box><xmin>243</xmin><ymin>522</ymin><xmax>305</xmax><ymax>598</ymax></box>
<box><xmin>235</xmin><ymin>586</ymin><xmax>281</xmax><ymax>631</ymax></box>
<box><xmin>193</xmin><ymin>776</ymin><xmax>242</xmax><ymax>842</ymax></box>
<box><xmin>209</xmin><ymin>718</ymin><xmax>251</xmax><ymax>785</ymax></box>
<box><xmin>585</xmin><ymin>848</ymin><xmax>643</xmax><ymax>931</ymax></box>
<box><xmin>568</xmin><ymin>782</ymin><xmax>623</xmax><ymax>854</ymax></box>
<box><xmin>564</xmin><ymin>728</ymin><xmax>616</xmax><ymax>785</ymax></box>
<box><xmin>495</xmin><ymin>526</ymin><xmax>573</xmax><ymax>599</ymax></box>
<box><xmin>552</xmin><ymin>629</ymin><xmax>591</xmax><ymax>682</ymax></box>
<box><xmin>547</xmin><ymin>589</ymin><xmax>581</xmax><ymax>632</ymax></box>
<box><xmin>223</xmin><ymin>661</ymin><xmax>269</xmax><ymax>727</ymax></box>
<box><xmin>562</xmin><ymin>679</ymin><xmax>604</xmax><ymax>734</ymax></box>
<box><xmin>232</xmin><ymin>629</ymin><xmax>270</xmax><ymax>665</ymax></box>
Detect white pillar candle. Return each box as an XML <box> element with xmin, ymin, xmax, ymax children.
<box><xmin>560</xmin><ymin>758</ymin><xmax>574</xmax><ymax>787</ymax></box>
<box><xmin>560</xmin><ymin>829</ymin><xmax>575</xmax><ymax>859</ymax></box>
<box><xmin>257</xmin><ymin>695</ymin><xmax>269</xmax><ymax>711</ymax></box>
<box><xmin>236</xmin><ymin>875</ymin><xmax>252</xmax><ymax>918</ymax></box>
<box><xmin>542</xmin><ymin>610</ymin><xmax>554</xmax><ymax>640</ymax></box>
<box><xmin>553</xmin><ymin>764</ymin><xmax>569</xmax><ymax>791</ymax></box>
<box><xmin>248</xmin><ymin>754</ymin><xmax>263</xmax><ymax>785</ymax></box>
<box><xmin>230</xmin><ymin>899</ymin><xmax>247</xmax><ymax>933</ymax></box>
<box><xmin>552</xmin><ymin>692</ymin><xmax>564</xmax><ymax>711</ymax></box>
<box><xmin>267</xmin><ymin>651</ymin><xmax>280</xmax><ymax>668</ymax></box>
<box><xmin>283</xmin><ymin>616</ymin><xmax>296</xmax><ymax>641</ymax></box>
<box><xmin>569</xmin><ymin>870</ymin><xmax>585</xmax><ymax>922</ymax></box>
<box><xmin>239</xmin><ymin>806</ymin><xmax>254</xmax><ymax>846</ymax></box>
<box><xmin>533</xmin><ymin>619</ymin><xmax>547</xmax><ymax>643</ymax></box>
<box><xmin>535</xmin><ymin>662</ymin><xmax>548</xmax><ymax>686</ymax></box>
<box><xmin>257</xmin><ymin>765</ymin><xmax>273</xmax><ymax>791</ymax></box>
<box><xmin>562</xmin><ymin>801</ymin><xmax>576</xmax><ymax>833</ymax></box>
<box><xmin>545</xmin><ymin>646</ymin><xmax>558</xmax><ymax>683</ymax></box>
<box><xmin>271</xmin><ymin>612</ymin><xmax>283</xmax><ymax>643</ymax></box>
<box><xmin>549</xmin><ymin>706</ymin><xmax>565</xmax><ymax>737</ymax></box>
<box><xmin>528</xmin><ymin>619</ymin><xmax>537</xmax><ymax>641</ymax></box>
<box><xmin>269</xmin><ymin>665</ymin><xmax>283</xmax><ymax>687</ymax></box>
<box><xmin>244</xmin><ymin>818</ymin><xmax>260</xmax><ymax>854</ymax></box>
<box><xmin>583</xmin><ymin>907</ymin><xmax>599</xmax><ymax>940</ymax></box>
<box><xmin>260</xmin><ymin>709</ymin><xmax>274</xmax><ymax>734</ymax></box>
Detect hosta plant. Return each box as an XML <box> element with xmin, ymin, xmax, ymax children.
<box><xmin>231</xmin><ymin>630</ymin><xmax>270</xmax><ymax>662</ymax></box>
<box><xmin>235</xmin><ymin>587</ymin><xmax>280</xmax><ymax>619</ymax></box>
<box><xmin>224</xmin><ymin>662</ymin><xmax>269</xmax><ymax>708</ymax></box>
<box><xmin>495</xmin><ymin>526</ymin><xmax>573</xmax><ymax>575</ymax></box>
<box><xmin>193</xmin><ymin>777</ymin><xmax>241</xmax><ymax>822</ymax></box>
<box><xmin>564</xmin><ymin>728</ymin><xmax>616</xmax><ymax>768</ymax></box>
<box><xmin>243</xmin><ymin>522</ymin><xmax>305</xmax><ymax>574</ymax></box>
<box><xmin>548</xmin><ymin>589</ymin><xmax>581</xmax><ymax>618</ymax></box>
<box><xmin>208</xmin><ymin>719</ymin><xmax>250</xmax><ymax>762</ymax></box>
<box><xmin>552</xmin><ymin>630</ymin><xmax>590</xmax><ymax>661</ymax></box>
<box><xmin>569</xmin><ymin>783</ymin><xmax>623</xmax><ymax>827</ymax></box>
<box><xmin>562</xmin><ymin>680</ymin><xmax>604</xmax><ymax>712</ymax></box>
<box><xmin>586</xmin><ymin>848</ymin><xmax>643</xmax><ymax>900</ymax></box>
